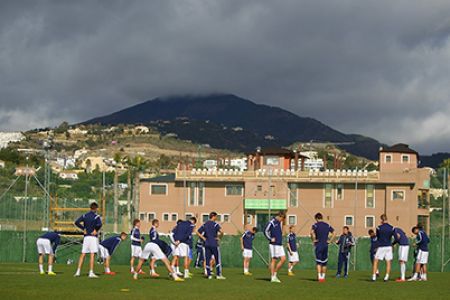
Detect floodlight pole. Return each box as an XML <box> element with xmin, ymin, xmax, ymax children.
<box><xmin>353</xmin><ymin>167</ymin><xmax>358</xmax><ymax>271</ymax></box>
<box><xmin>22</xmin><ymin>156</ymin><xmax>29</xmax><ymax>263</ymax></box>
<box><xmin>442</xmin><ymin>168</ymin><xmax>447</xmax><ymax>272</ymax></box>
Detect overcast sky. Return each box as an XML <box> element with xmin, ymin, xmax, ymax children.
<box><xmin>1</xmin><ymin>0</ymin><xmax>450</xmax><ymax>154</ymax></box>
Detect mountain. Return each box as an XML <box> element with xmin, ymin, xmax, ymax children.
<box><xmin>84</xmin><ymin>94</ymin><xmax>383</xmax><ymax>159</ymax></box>
<box><xmin>420</xmin><ymin>153</ymin><xmax>450</xmax><ymax>169</ymax></box>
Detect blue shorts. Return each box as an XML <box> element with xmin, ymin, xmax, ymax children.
<box><xmin>315</xmin><ymin>244</ymin><xmax>329</xmax><ymax>266</ymax></box>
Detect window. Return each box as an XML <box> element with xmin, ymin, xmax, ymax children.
<box><xmin>163</xmin><ymin>213</ymin><xmax>169</xmax><ymax>222</ymax></box>
<box><xmin>392</xmin><ymin>190</ymin><xmax>405</xmax><ymax>201</ymax></box>
<box><xmin>150</xmin><ymin>184</ymin><xmax>167</xmax><ymax>195</ymax></box>
<box><xmin>288</xmin><ymin>215</ymin><xmax>297</xmax><ymax>225</ymax></box>
<box><xmin>270</xmin><ymin>185</ymin><xmax>276</xmax><ymax>196</ymax></box>
<box><xmin>223</xmin><ymin>214</ymin><xmax>230</xmax><ymax>223</ymax></box>
<box><xmin>385</xmin><ymin>155</ymin><xmax>392</xmax><ymax>163</ymax></box>
<box><xmin>226</xmin><ymin>184</ymin><xmax>244</xmax><ymax>196</ymax></box>
<box><xmin>265</xmin><ymin>156</ymin><xmax>279</xmax><ymax>166</ymax></box>
<box><xmin>139</xmin><ymin>213</ymin><xmax>146</xmax><ymax>221</ymax></box>
<box><xmin>216</xmin><ymin>214</ymin><xmax>222</xmax><ymax>222</ymax></box>
<box><xmin>402</xmin><ymin>155</ymin><xmax>409</xmax><ymax>163</ymax></box>
<box><xmin>171</xmin><ymin>213</ymin><xmax>178</xmax><ymax>222</ymax></box>
<box><xmin>257</xmin><ymin>185</ymin><xmax>262</xmax><ymax>192</ymax></box>
<box><xmin>185</xmin><ymin>213</ymin><xmax>194</xmax><ymax>219</ymax></box>
<box><xmin>365</xmin><ymin>216</ymin><xmax>375</xmax><ymax>228</ymax></box>
<box><xmin>324</xmin><ymin>184</ymin><xmax>333</xmax><ymax>208</ymax></box>
<box><xmin>288</xmin><ymin>183</ymin><xmax>298</xmax><ymax>207</ymax></box>
<box><xmin>418</xmin><ymin>190</ymin><xmax>429</xmax><ymax>208</ymax></box>
<box><xmin>243</xmin><ymin>214</ymin><xmax>253</xmax><ymax>224</ymax></box>
<box><xmin>202</xmin><ymin>214</ymin><xmax>209</xmax><ymax>223</ymax></box>
<box><xmin>417</xmin><ymin>215</ymin><xmax>429</xmax><ymax>232</ymax></box>
<box><xmin>336</xmin><ymin>184</ymin><xmax>344</xmax><ymax>200</ymax></box>
<box><xmin>345</xmin><ymin>215</ymin><xmax>354</xmax><ymax>226</ymax></box>
<box><xmin>189</xmin><ymin>182</ymin><xmax>205</xmax><ymax>206</ymax></box>
<box><xmin>366</xmin><ymin>184</ymin><xmax>375</xmax><ymax>208</ymax></box>
<box><xmin>148</xmin><ymin>213</ymin><xmax>156</xmax><ymax>222</ymax></box>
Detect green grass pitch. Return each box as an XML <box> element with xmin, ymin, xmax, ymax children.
<box><xmin>1</xmin><ymin>263</ymin><xmax>450</xmax><ymax>300</ymax></box>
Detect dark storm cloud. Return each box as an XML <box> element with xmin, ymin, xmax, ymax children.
<box><xmin>0</xmin><ymin>0</ymin><xmax>449</xmax><ymax>154</ymax></box>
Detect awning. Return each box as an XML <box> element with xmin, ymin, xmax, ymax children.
<box><xmin>244</xmin><ymin>198</ymin><xmax>287</xmax><ymax>210</ymax></box>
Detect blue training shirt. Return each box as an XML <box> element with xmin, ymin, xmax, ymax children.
<box><xmin>312</xmin><ymin>221</ymin><xmax>334</xmax><ymax>245</ymax></box>
<box><xmin>376</xmin><ymin>223</ymin><xmax>394</xmax><ymax>247</ymax></box>
<box><xmin>130</xmin><ymin>227</ymin><xmax>142</xmax><ymax>246</ymax></box>
<box><xmin>264</xmin><ymin>218</ymin><xmax>283</xmax><ymax>246</ymax></box>
<box><xmin>40</xmin><ymin>232</ymin><xmax>61</xmax><ymax>253</ymax></box>
<box><xmin>199</xmin><ymin>220</ymin><xmax>221</xmax><ymax>248</ymax></box>
<box><xmin>100</xmin><ymin>236</ymin><xmax>122</xmax><ymax>254</ymax></box>
<box><xmin>149</xmin><ymin>226</ymin><xmax>160</xmax><ymax>243</ymax></box>
<box><xmin>242</xmin><ymin>230</ymin><xmax>255</xmax><ymax>250</ymax></box>
<box><xmin>393</xmin><ymin>227</ymin><xmax>409</xmax><ymax>246</ymax></box>
<box><xmin>74</xmin><ymin>211</ymin><xmax>102</xmax><ymax>236</ymax></box>
<box><xmin>173</xmin><ymin>221</ymin><xmax>193</xmax><ymax>244</ymax></box>
<box><xmin>287</xmin><ymin>233</ymin><xmax>298</xmax><ymax>252</ymax></box>
<box><xmin>416</xmin><ymin>230</ymin><xmax>430</xmax><ymax>252</ymax></box>
<box><xmin>370</xmin><ymin>236</ymin><xmax>378</xmax><ymax>254</ymax></box>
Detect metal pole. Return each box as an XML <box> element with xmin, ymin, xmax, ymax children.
<box><xmin>354</xmin><ymin>167</ymin><xmax>358</xmax><ymax>271</ymax></box>
<box><xmin>442</xmin><ymin>168</ymin><xmax>446</xmax><ymax>272</ymax></box>
<box><xmin>183</xmin><ymin>163</ymin><xmax>187</xmax><ymax>218</ymax></box>
<box><xmin>268</xmin><ymin>167</ymin><xmax>272</xmax><ymax>262</ymax></box>
<box><xmin>22</xmin><ymin>157</ymin><xmax>29</xmax><ymax>263</ymax></box>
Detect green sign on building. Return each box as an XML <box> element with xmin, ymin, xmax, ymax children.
<box><xmin>244</xmin><ymin>198</ymin><xmax>287</xmax><ymax>210</ymax></box>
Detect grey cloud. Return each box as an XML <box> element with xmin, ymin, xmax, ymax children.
<box><xmin>0</xmin><ymin>0</ymin><xmax>450</xmax><ymax>154</ymax></box>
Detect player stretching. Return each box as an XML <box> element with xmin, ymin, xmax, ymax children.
<box><xmin>171</xmin><ymin>217</ymin><xmax>197</xmax><ymax>279</ymax></box>
<box><xmin>74</xmin><ymin>202</ymin><xmax>102</xmax><ymax>278</ymax></box>
<box><xmin>409</xmin><ymin>226</ymin><xmax>430</xmax><ymax>281</ymax></box>
<box><xmin>99</xmin><ymin>232</ymin><xmax>127</xmax><ymax>275</ymax></box>
<box><xmin>130</xmin><ymin>219</ymin><xmax>145</xmax><ymax>274</ymax></box>
<box><xmin>371</xmin><ymin>214</ymin><xmax>394</xmax><ymax>282</ymax></box>
<box><xmin>287</xmin><ymin>225</ymin><xmax>299</xmax><ymax>276</ymax></box>
<box><xmin>392</xmin><ymin>227</ymin><xmax>409</xmax><ymax>282</ymax></box>
<box><xmin>264</xmin><ymin>211</ymin><xmax>286</xmax><ymax>283</ymax></box>
<box><xmin>311</xmin><ymin>212</ymin><xmax>335</xmax><ymax>282</ymax></box>
<box><xmin>36</xmin><ymin>231</ymin><xmax>60</xmax><ymax>275</ymax></box>
<box><xmin>241</xmin><ymin>226</ymin><xmax>257</xmax><ymax>275</ymax></box>
<box><xmin>149</xmin><ymin>219</ymin><xmax>162</xmax><ymax>277</ymax></box>
<box><xmin>197</xmin><ymin>212</ymin><xmax>226</xmax><ymax>280</ymax></box>
<box><xmin>133</xmin><ymin>238</ymin><xmax>184</xmax><ymax>282</ymax></box>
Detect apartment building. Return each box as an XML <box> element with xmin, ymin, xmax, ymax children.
<box><xmin>139</xmin><ymin>144</ymin><xmax>431</xmax><ymax>236</ymax></box>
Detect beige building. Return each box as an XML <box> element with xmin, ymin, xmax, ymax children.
<box><xmin>139</xmin><ymin>144</ymin><xmax>431</xmax><ymax>236</ymax></box>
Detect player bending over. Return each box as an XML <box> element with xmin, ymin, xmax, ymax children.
<box><xmin>133</xmin><ymin>239</ymin><xmax>184</xmax><ymax>282</ymax></box>
<box><xmin>287</xmin><ymin>225</ymin><xmax>299</xmax><ymax>276</ymax></box>
<box><xmin>99</xmin><ymin>232</ymin><xmax>127</xmax><ymax>275</ymax></box>
<box><xmin>392</xmin><ymin>227</ymin><xmax>409</xmax><ymax>282</ymax></box>
<box><xmin>409</xmin><ymin>226</ymin><xmax>430</xmax><ymax>281</ymax></box>
<box><xmin>130</xmin><ymin>219</ymin><xmax>145</xmax><ymax>274</ymax></box>
<box><xmin>311</xmin><ymin>212</ymin><xmax>335</xmax><ymax>282</ymax></box>
<box><xmin>74</xmin><ymin>202</ymin><xmax>102</xmax><ymax>278</ymax></box>
<box><xmin>264</xmin><ymin>211</ymin><xmax>286</xmax><ymax>283</ymax></box>
<box><xmin>241</xmin><ymin>225</ymin><xmax>257</xmax><ymax>276</ymax></box>
<box><xmin>36</xmin><ymin>231</ymin><xmax>60</xmax><ymax>275</ymax></box>
<box><xmin>197</xmin><ymin>212</ymin><xmax>226</xmax><ymax>280</ymax></box>
<box><xmin>372</xmin><ymin>214</ymin><xmax>394</xmax><ymax>282</ymax></box>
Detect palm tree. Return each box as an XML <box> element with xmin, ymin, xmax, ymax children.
<box><xmin>126</xmin><ymin>155</ymin><xmax>149</xmax><ymax>220</ymax></box>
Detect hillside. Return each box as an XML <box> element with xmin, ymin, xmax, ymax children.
<box><xmin>85</xmin><ymin>94</ymin><xmax>384</xmax><ymax>159</ymax></box>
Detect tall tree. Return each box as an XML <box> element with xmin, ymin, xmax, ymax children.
<box><xmin>126</xmin><ymin>155</ymin><xmax>149</xmax><ymax>220</ymax></box>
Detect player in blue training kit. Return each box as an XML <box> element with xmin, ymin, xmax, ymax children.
<box><xmin>197</xmin><ymin>212</ymin><xmax>226</xmax><ymax>280</ymax></box>
<box><xmin>392</xmin><ymin>227</ymin><xmax>409</xmax><ymax>282</ymax></box>
<box><xmin>130</xmin><ymin>219</ymin><xmax>145</xmax><ymax>274</ymax></box>
<box><xmin>368</xmin><ymin>229</ymin><xmax>379</xmax><ymax>276</ymax></box>
<box><xmin>36</xmin><ymin>231</ymin><xmax>60</xmax><ymax>275</ymax></box>
<box><xmin>149</xmin><ymin>219</ymin><xmax>164</xmax><ymax>277</ymax></box>
<box><xmin>74</xmin><ymin>202</ymin><xmax>102</xmax><ymax>278</ymax></box>
<box><xmin>409</xmin><ymin>226</ymin><xmax>430</xmax><ymax>281</ymax></box>
<box><xmin>336</xmin><ymin>226</ymin><xmax>355</xmax><ymax>278</ymax></box>
<box><xmin>311</xmin><ymin>212</ymin><xmax>335</xmax><ymax>282</ymax></box>
<box><xmin>264</xmin><ymin>212</ymin><xmax>286</xmax><ymax>283</ymax></box>
<box><xmin>372</xmin><ymin>214</ymin><xmax>394</xmax><ymax>282</ymax></box>
<box><xmin>99</xmin><ymin>232</ymin><xmax>127</xmax><ymax>275</ymax></box>
<box><xmin>194</xmin><ymin>235</ymin><xmax>205</xmax><ymax>269</ymax></box>
<box><xmin>171</xmin><ymin>217</ymin><xmax>197</xmax><ymax>279</ymax></box>
<box><xmin>287</xmin><ymin>225</ymin><xmax>299</xmax><ymax>276</ymax></box>
<box><xmin>241</xmin><ymin>225</ymin><xmax>257</xmax><ymax>275</ymax></box>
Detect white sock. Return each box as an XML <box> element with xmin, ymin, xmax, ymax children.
<box><xmin>105</xmin><ymin>267</ymin><xmax>110</xmax><ymax>273</ymax></box>
<box><xmin>384</xmin><ymin>274</ymin><xmax>389</xmax><ymax>281</ymax></box>
<box><xmin>322</xmin><ymin>273</ymin><xmax>326</xmax><ymax>279</ymax></box>
<box><xmin>48</xmin><ymin>265</ymin><xmax>53</xmax><ymax>273</ymax></box>
<box><xmin>131</xmin><ymin>267</ymin><xmax>134</xmax><ymax>272</ymax></box>
<box><xmin>184</xmin><ymin>269</ymin><xmax>189</xmax><ymax>276</ymax></box>
<box><xmin>175</xmin><ymin>266</ymin><xmax>180</xmax><ymax>273</ymax></box>
<box><xmin>400</xmin><ymin>264</ymin><xmax>406</xmax><ymax>280</ymax></box>
<box><xmin>244</xmin><ymin>268</ymin><xmax>249</xmax><ymax>273</ymax></box>
<box><xmin>422</xmin><ymin>273</ymin><xmax>427</xmax><ymax>280</ymax></box>
<box><xmin>89</xmin><ymin>269</ymin><xmax>94</xmax><ymax>275</ymax></box>
<box><xmin>288</xmin><ymin>266</ymin><xmax>292</xmax><ymax>272</ymax></box>
<box><xmin>39</xmin><ymin>264</ymin><xmax>44</xmax><ymax>273</ymax></box>
<box><xmin>75</xmin><ymin>268</ymin><xmax>81</xmax><ymax>275</ymax></box>
<box><xmin>372</xmin><ymin>274</ymin><xmax>376</xmax><ymax>281</ymax></box>
<box><xmin>274</xmin><ymin>272</ymin><xmax>277</xmax><ymax>278</ymax></box>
